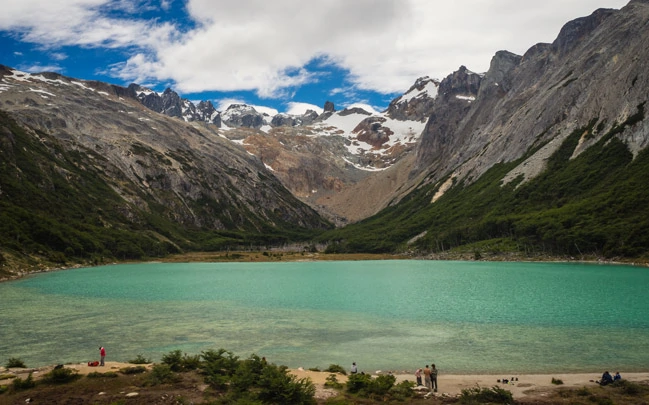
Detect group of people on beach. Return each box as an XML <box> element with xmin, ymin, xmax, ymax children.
<box><xmin>415</xmin><ymin>363</ymin><xmax>438</xmax><ymax>392</ymax></box>
<box><xmin>599</xmin><ymin>370</ymin><xmax>621</xmax><ymax>385</ymax></box>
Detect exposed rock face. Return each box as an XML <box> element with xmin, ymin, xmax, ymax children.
<box><xmin>413</xmin><ymin>1</ymin><xmax>649</xmax><ymax>194</ymax></box>
<box><xmin>352</xmin><ymin>117</ymin><xmax>394</xmax><ymax>149</ymax></box>
<box><xmin>0</xmin><ymin>68</ymin><xmax>329</xmax><ymax>232</ymax></box>
<box><xmin>129</xmin><ymin>84</ymin><xmax>221</xmax><ymax>125</ymax></box>
<box><xmin>386</xmin><ymin>76</ymin><xmax>439</xmax><ymax>122</ymax></box>
<box><xmin>324</xmin><ymin>101</ymin><xmax>335</xmax><ymax>112</ymax></box>
<box><xmin>220</xmin><ymin>104</ymin><xmax>265</xmax><ymax>128</ymax></box>
<box><xmin>414</xmin><ymin>66</ymin><xmax>482</xmax><ymax>168</ymax></box>
<box><xmin>270</xmin><ymin>110</ymin><xmax>318</xmax><ymax>127</ymax></box>
<box><xmin>339</xmin><ymin>107</ymin><xmax>372</xmax><ymax>117</ymax></box>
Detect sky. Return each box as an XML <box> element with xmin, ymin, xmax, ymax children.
<box><xmin>0</xmin><ymin>0</ymin><xmax>630</xmax><ymax>115</ymax></box>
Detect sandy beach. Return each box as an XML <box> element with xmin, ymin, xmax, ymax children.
<box><xmin>288</xmin><ymin>368</ymin><xmax>649</xmax><ymax>400</ymax></box>
<box><xmin>5</xmin><ymin>362</ymin><xmax>644</xmax><ymax>401</ymax></box>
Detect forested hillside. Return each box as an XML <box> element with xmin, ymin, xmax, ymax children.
<box><xmin>320</xmin><ymin>110</ymin><xmax>649</xmax><ymax>259</ymax></box>
<box><xmin>0</xmin><ymin>111</ymin><xmax>327</xmax><ymax>274</ymax></box>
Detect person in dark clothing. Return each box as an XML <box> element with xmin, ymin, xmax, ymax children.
<box><xmin>600</xmin><ymin>371</ymin><xmax>613</xmax><ymax>386</ymax></box>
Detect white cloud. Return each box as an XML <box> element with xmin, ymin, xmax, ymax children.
<box><xmin>215</xmin><ymin>98</ymin><xmax>246</xmax><ymax>112</ymax></box>
<box><xmin>286</xmin><ymin>102</ymin><xmax>323</xmax><ymax>115</ymax></box>
<box><xmin>19</xmin><ymin>63</ymin><xmax>64</xmax><ymax>73</ymax></box>
<box><xmin>252</xmin><ymin>105</ymin><xmax>278</xmax><ymax>117</ymax></box>
<box><xmin>0</xmin><ymin>0</ymin><xmax>630</xmax><ymax>97</ymax></box>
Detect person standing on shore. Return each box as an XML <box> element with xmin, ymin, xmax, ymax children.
<box><xmin>431</xmin><ymin>363</ymin><xmax>438</xmax><ymax>392</ymax></box>
<box><xmin>415</xmin><ymin>368</ymin><xmax>422</xmax><ymax>386</ymax></box>
<box><xmin>99</xmin><ymin>346</ymin><xmax>106</xmax><ymax>366</ymax></box>
<box><xmin>424</xmin><ymin>365</ymin><xmax>432</xmax><ymax>390</ymax></box>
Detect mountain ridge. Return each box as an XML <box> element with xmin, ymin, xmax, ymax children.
<box><xmin>2</xmin><ymin>0</ymin><xmax>649</xmax><ymax>273</ymax></box>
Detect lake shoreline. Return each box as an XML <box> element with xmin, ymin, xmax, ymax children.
<box><xmin>2</xmin><ymin>250</ymin><xmax>646</xmax><ymax>284</ymax></box>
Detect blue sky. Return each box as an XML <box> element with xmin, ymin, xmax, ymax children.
<box><xmin>0</xmin><ymin>0</ymin><xmax>629</xmax><ymax>115</ymax></box>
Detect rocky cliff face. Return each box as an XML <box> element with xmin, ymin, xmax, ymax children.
<box><xmin>413</xmin><ymin>1</ymin><xmax>649</xmax><ymax>194</ymax></box>
<box><xmin>386</xmin><ymin>76</ymin><xmax>439</xmax><ymax>122</ymax></box>
<box><xmin>129</xmin><ymin>84</ymin><xmax>221</xmax><ymax>126</ymax></box>
<box><xmin>0</xmin><ymin>68</ymin><xmax>329</xmax><ymax>233</ymax></box>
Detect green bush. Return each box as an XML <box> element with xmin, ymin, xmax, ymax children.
<box><xmin>345</xmin><ymin>373</ymin><xmax>372</xmax><ymax>394</ymax></box>
<box><xmin>41</xmin><ymin>367</ymin><xmax>81</xmax><ymax>384</ymax></box>
<box><xmin>324</xmin><ymin>364</ymin><xmax>346</xmax><ymax>375</ymax></box>
<box><xmin>128</xmin><ymin>354</ymin><xmax>151</xmax><ymax>364</ymax></box>
<box><xmin>119</xmin><ymin>366</ymin><xmax>147</xmax><ymax>375</ymax></box>
<box><xmin>11</xmin><ymin>373</ymin><xmax>35</xmax><ymax>391</ymax></box>
<box><xmin>257</xmin><ymin>364</ymin><xmax>316</xmax><ymax>404</ymax></box>
<box><xmin>345</xmin><ymin>373</ymin><xmax>398</xmax><ymax>398</ymax></box>
<box><xmin>87</xmin><ymin>371</ymin><xmax>118</xmax><ymax>378</ymax></box>
<box><xmin>5</xmin><ymin>357</ymin><xmax>26</xmax><ymax>368</ymax></box>
<box><xmin>230</xmin><ymin>355</ymin><xmax>265</xmax><ymax>392</ymax></box>
<box><xmin>146</xmin><ymin>364</ymin><xmax>178</xmax><ymax>386</ymax></box>
<box><xmin>324</xmin><ymin>373</ymin><xmax>343</xmax><ymax>389</ymax></box>
<box><xmin>369</xmin><ymin>374</ymin><xmax>397</xmax><ymax>397</ymax></box>
<box><xmin>551</xmin><ymin>377</ymin><xmax>564</xmax><ymax>385</ymax></box>
<box><xmin>459</xmin><ymin>385</ymin><xmax>513</xmax><ymax>404</ymax></box>
<box><xmin>390</xmin><ymin>379</ymin><xmax>415</xmax><ymax>399</ymax></box>
<box><xmin>613</xmin><ymin>379</ymin><xmax>645</xmax><ymax>396</ymax></box>
<box><xmin>161</xmin><ymin>349</ymin><xmax>200</xmax><ymax>372</ymax></box>
<box><xmin>200</xmin><ymin>349</ymin><xmax>240</xmax><ymax>390</ymax></box>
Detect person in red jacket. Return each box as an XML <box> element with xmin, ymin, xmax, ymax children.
<box><xmin>99</xmin><ymin>346</ymin><xmax>106</xmax><ymax>366</ymax></box>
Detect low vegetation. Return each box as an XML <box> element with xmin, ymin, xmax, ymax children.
<box><xmin>2</xmin><ymin>350</ymin><xmax>649</xmax><ymax>404</ymax></box>
<box><xmin>4</xmin><ymin>358</ymin><xmax>25</xmax><ymax>369</ymax></box>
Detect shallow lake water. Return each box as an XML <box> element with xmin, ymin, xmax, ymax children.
<box><xmin>1</xmin><ymin>260</ymin><xmax>647</xmax><ymax>374</ymax></box>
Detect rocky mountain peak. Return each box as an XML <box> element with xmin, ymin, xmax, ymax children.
<box><xmin>386</xmin><ymin>76</ymin><xmax>439</xmax><ymax>122</ymax></box>
<box><xmin>221</xmin><ymin>104</ymin><xmax>265</xmax><ymax>129</ymax></box>
<box><xmin>324</xmin><ymin>101</ymin><xmax>335</xmax><ymax>112</ymax></box>
<box><xmin>552</xmin><ymin>8</ymin><xmax>616</xmax><ymax>56</ymax></box>
<box><xmin>270</xmin><ymin>110</ymin><xmax>319</xmax><ymax>127</ymax></box>
<box><xmin>438</xmin><ymin>66</ymin><xmax>482</xmax><ymax>99</ymax></box>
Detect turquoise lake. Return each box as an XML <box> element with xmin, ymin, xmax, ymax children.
<box><xmin>0</xmin><ymin>260</ymin><xmax>648</xmax><ymax>374</ymax></box>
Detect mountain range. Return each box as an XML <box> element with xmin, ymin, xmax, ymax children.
<box><xmin>1</xmin><ymin>0</ymin><xmax>648</xmax><ymax>275</ymax></box>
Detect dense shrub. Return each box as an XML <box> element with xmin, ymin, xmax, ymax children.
<box><xmin>146</xmin><ymin>364</ymin><xmax>178</xmax><ymax>386</ymax></box>
<box><xmin>324</xmin><ymin>364</ymin><xmax>346</xmax><ymax>375</ymax></box>
<box><xmin>119</xmin><ymin>366</ymin><xmax>147</xmax><ymax>375</ymax></box>
<box><xmin>161</xmin><ymin>350</ymin><xmax>200</xmax><ymax>372</ymax></box>
<box><xmin>390</xmin><ymin>380</ymin><xmax>416</xmax><ymax>400</ymax></box>
<box><xmin>229</xmin><ymin>355</ymin><xmax>265</xmax><ymax>392</ymax></box>
<box><xmin>459</xmin><ymin>385</ymin><xmax>514</xmax><ymax>404</ymax></box>
<box><xmin>5</xmin><ymin>358</ymin><xmax>26</xmax><ymax>368</ymax></box>
<box><xmin>87</xmin><ymin>371</ymin><xmax>118</xmax><ymax>378</ymax></box>
<box><xmin>552</xmin><ymin>377</ymin><xmax>564</xmax><ymax>385</ymax></box>
<box><xmin>256</xmin><ymin>364</ymin><xmax>316</xmax><ymax>405</ymax></box>
<box><xmin>612</xmin><ymin>379</ymin><xmax>646</xmax><ymax>396</ymax></box>
<box><xmin>41</xmin><ymin>367</ymin><xmax>80</xmax><ymax>384</ymax></box>
<box><xmin>198</xmin><ymin>350</ymin><xmax>316</xmax><ymax>404</ymax></box>
<box><xmin>324</xmin><ymin>373</ymin><xmax>343</xmax><ymax>389</ymax></box>
<box><xmin>128</xmin><ymin>354</ymin><xmax>151</xmax><ymax>364</ymax></box>
<box><xmin>200</xmin><ymin>349</ymin><xmax>240</xmax><ymax>390</ymax></box>
<box><xmin>11</xmin><ymin>373</ymin><xmax>35</xmax><ymax>391</ymax></box>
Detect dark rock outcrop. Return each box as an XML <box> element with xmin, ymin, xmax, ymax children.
<box><xmin>220</xmin><ymin>104</ymin><xmax>265</xmax><ymax>128</ymax></box>
<box><xmin>385</xmin><ymin>76</ymin><xmax>439</xmax><ymax>122</ymax></box>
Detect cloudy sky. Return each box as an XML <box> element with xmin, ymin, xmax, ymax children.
<box><xmin>0</xmin><ymin>0</ymin><xmax>629</xmax><ymax>114</ymax></box>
